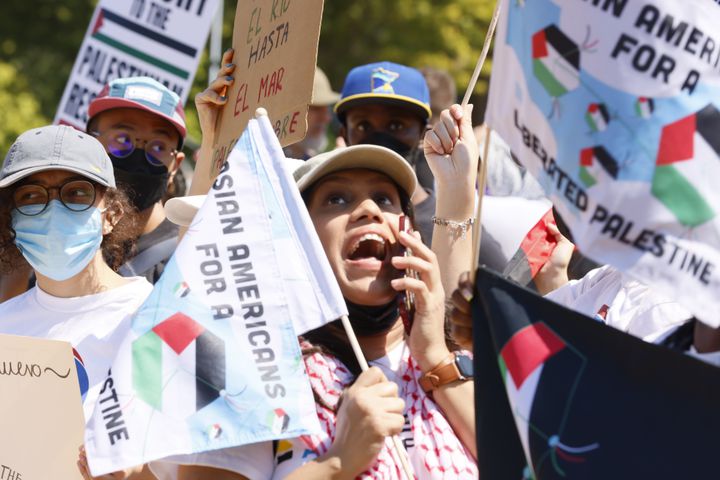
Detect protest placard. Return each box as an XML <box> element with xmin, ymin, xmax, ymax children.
<box><xmin>486</xmin><ymin>0</ymin><xmax>720</xmax><ymax>326</ymax></box>
<box><xmin>0</xmin><ymin>334</ymin><xmax>84</xmax><ymax>479</ymax></box>
<box><xmin>85</xmin><ymin>113</ymin><xmax>346</xmax><ymax>475</ymax></box>
<box><xmin>54</xmin><ymin>0</ymin><xmax>219</xmax><ymax>129</ymax></box>
<box><xmin>473</xmin><ymin>267</ymin><xmax>720</xmax><ymax>479</ymax></box>
<box><xmin>197</xmin><ymin>0</ymin><xmax>324</xmax><ymax>190</ymax></box>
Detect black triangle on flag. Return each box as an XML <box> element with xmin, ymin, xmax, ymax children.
<box><xmin>472</xmin><ymin>267</ymin><xmax>720</xmax><ymax>479</ymax></box>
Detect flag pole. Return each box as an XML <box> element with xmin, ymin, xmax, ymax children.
<box><xmin>471</xmin><ymin>125</ymin><xmax>492</xmax><ymax>270</ymax></box>
<box><xmin>339</xmin><ymin>315</ymin><xmax>415</xmax><ymax>479</ymax></box>
<box><xmin>461</xmin><ymin>0</ymin><xmax>504</xmax><ymax>107</ymax></box>
<box><xmin>462</xmin><ymin>0</ymin><xmax>502</xmax><ymax>270</ymax></box>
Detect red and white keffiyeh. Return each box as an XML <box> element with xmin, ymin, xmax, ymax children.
<box><xmin>297</xmin><ymin>342</ymin><xmax>478</xmax><ymax>479</ymax></box>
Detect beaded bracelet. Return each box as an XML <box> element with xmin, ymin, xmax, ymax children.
<box><xmin>431</xmin><ymin>216</ymin><xmax>476</xmax><ymax>240</ymax></box>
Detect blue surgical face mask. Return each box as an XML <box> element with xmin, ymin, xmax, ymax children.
<box><xmin>11</xmin><ymin>200</ymin><xmax>104</xmax><ymax>281</ymax></box>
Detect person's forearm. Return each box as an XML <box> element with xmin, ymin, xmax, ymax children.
<box><xmin>188</xmin><ymin>140</ymin><xmax>217</xmax><ymax>196</ymax></box>
<box><xmin>432</xmin><ymin>379</ymin><xmax>477</xmax><ymax>459</ymax></box>
<box><xmin>178</xmin><ymin>140</ymin><xmax>215</xmax><ymax>241</ymax></box>
<box><xmin>177</xmin><ymin>465</ymin><xmax>248</xmax><ymax>479</ymax></box>
<box><xmin>284</xmin><ymin>453</ymin><xmax>349</xmax><ymax>480</ymax></box>
<box><xmin>432</xmin><ymin>181</ymin><xmax>476</xmax><ymax>299</ymax></box>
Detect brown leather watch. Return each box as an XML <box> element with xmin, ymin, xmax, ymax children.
<box><xmin>418</xmin><ymin>352</ymin><xmax>473</xmax><ymax>393</ymax></box>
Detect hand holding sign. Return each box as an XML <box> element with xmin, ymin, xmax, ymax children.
<box><xmin>195</xmin><ymin>49</ymin><xmax>237</xmax><ymax>149</ymax></box>
<box><xmin>188</xmin><ymin>0</ymin><xmax>325</xmax><ymax>199</ymax></box>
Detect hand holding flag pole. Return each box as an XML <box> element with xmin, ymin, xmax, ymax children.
<box><xmin>339</xmin><ymin>314</ymin><xmax>415</xmax><ymax>479</ymax></box>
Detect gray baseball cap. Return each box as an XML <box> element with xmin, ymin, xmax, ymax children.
<box><xmin>0</xmin><ymin>125</ymin><xmax>115</xmax><ymax>188</ymax></box>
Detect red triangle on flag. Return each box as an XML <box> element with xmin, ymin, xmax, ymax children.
<box><xmin>580</xmin><ymin>147</ymin><xmax>594</xmax><ymax>167</ymax></box>
<box><xmin>657</xmin><ymin>113</ymin><xmax>695</xmax><ymax>166</ymax></box>
<box><xmin>92</xmin><ymin>11</ymin><xmax>105</xmax><ymax>36</ymax></box>
<box><xmin>532</xmin><ymin>30</ymin><xmax>548</xmax><ymax>59</ymax></box>
<box><xmin>500</xmin><ymin>322</ymin><xmax>566</xmax><ymax>389</ymax></box>
<box><xmin>153</xmin><ymin>312</ymin><xmax>206</xmax><ymax>355</ymax></box>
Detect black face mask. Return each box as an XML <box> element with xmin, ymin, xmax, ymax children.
<box><xmin>360</xmin><ymin>131</ymin><xmax>423</xmax><ymax>169</ymax></box>
<box><xmin>345</xmin><ymin>298</ymin><xmax>400</xmax><ymax>336</ymax></box>
<box><xmin>110</xmin><ymin>150</ymin><xmax>170</xmax><ymax>212</ymax></box>
<box><xmin>361</xmin><ymin>131</ymin><xmax>413</xmax><ymax>158</ymax></box>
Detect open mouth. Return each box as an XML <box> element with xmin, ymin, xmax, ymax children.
<box><xmin>347</xmin><ymin>233</ymin><xmax>389</xmax><ymax>262</ymax></box>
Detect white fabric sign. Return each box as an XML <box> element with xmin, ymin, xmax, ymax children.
<box><xmin>54</xmin><ymin>0</ymin><xmax>219</xmax><ymax>128</ymax></box>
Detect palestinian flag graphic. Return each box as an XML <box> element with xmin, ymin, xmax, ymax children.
<box><xmin>635</xmin><ymin>97</ymin><xmax>654</xmax><ymax>118</ymax></box>
<box><xmin>90</xmin><ymin>7</ymin><xmax>196</xmax><ymax>80</ymax></box>
<box><xmin>651</xmin><ymin>104</ymin><xmax>720</xmax><ymax>227</ymax></box>
<box><xmin>532</xmin><ymin>25</ymin><xmax>580</xmax><ymax>98</ymax></box>
<box><xmin>268</xmin><ymin>408</ymin><xmax>290</xmax><ymax>434</ymax></box>
<box><xmin>579</xmin><ymin>146</ymin><xmax>618</xmax><ymax>188</ymax></box>
<box><xmin>173</xmin><ymin>281</ymin><xmax>190</xmax><ymax>298</ymax></box>
<box><xmin>132</xmin><ymin>312</ymin><xmax>225</xmax><ymax>419</ymax></box>
<box><xmin>494</xmin><ymin>310</ymin><xmax>593</xmax><ymax>478</ymax></box>
<box><xmin>503</xmin><ymin>208</ymin><xmax>557</xmax><ymax>290</ymax></box>
<box><xmin>585</xmin><ymin>103</ymin><xmax>609</xmax><ymax>132</ymax></box>
<box><xmin>473</xmin><ymin>268</ymin><xmax>720</xmax><ymax>479</ymax></box>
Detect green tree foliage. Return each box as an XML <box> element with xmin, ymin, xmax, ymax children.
<box><xmin>1</xmin><ymin>0</ymin><xmax>496</xmax><ymax>152</ymax></box>
<box><xmin>318</xmin><ymin>0</ymin><xmax>495</xmax><ymax>114</ymax></box>
<box><xmin>1</xmin><ymin>0</ymin><xmax>95</xmax><ymax>154</ymax></box>
<box><xmin>0</xmin><ymin>62</ymin><xmax>45</xmax><ymax>156</ymax></box>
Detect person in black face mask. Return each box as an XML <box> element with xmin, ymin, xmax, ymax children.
<box><xmin>335</xmin><ymin>62</ymin><xmax>437</xmax><ymax>246</ymax></box>
<box><xmin>335</xmin><ymin>62</ymin><xmax>507</xmax><ymax>276</ymax></box>
<box><xmin>87</xmin><ymin>77</ymin><xmax>189</xmax><ymax>283</ymax></box>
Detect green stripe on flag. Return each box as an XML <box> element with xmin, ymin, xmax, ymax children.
<box><xmin>533</xmin><ymin>59</ymin><xmax>567</xmax><ymax>98</ymax></box>
<box><xmin>133</xmin><ymin>331</ymin><xmax>163</xmax><ymax>410</ymax></box>
<box><xmin>579</xmin><ymin>166</ymin><xmax>596</xmax><ymax>188</ymax></box>
<box><xmin>652</xmin><ymin>164</ymin><xmax>715</xmax><ymax>227</ymax></box>
<box><xmin>92</xmin><ymin>33</ymin><xmax>189</xmax><ymax>79</ymax></box>
<box><xmin>498</xmin><ymin>355</ymin><xmax>508</xmax><ymax>386</ymax></box>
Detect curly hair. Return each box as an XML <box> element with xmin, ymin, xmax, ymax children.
<box><xmin>0</xmin><ymin>184</ymin><xmax>140</xmax><ymax>274</ymax></box>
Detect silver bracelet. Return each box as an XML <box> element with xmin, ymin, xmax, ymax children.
<box><xmin>431</xmin><ymin>216</ymin><xmax>476</xmax><ymax>240</ymax></box>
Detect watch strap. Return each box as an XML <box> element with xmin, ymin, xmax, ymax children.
<box><xmin>419</xmin><ymin>352</ymin><xmax>465</xmax><ymax>393</ymax></box>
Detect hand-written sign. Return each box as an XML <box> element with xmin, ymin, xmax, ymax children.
<box><xmin>211</xmin><ymin>0</ymin><xmax>325</xmax><ymax>175</ymax></box>
<box><xmin>54</xmin><ymin>0</ymin><xmax>219</xmax><ymax>130</ymax></box>
<box><xmin>0</xmin><ymin>334</ymin><xmax>84</xmax><ymax>479</ymax></box>
<box><xmin>0</xmin><ymin>465</ymin><xmax>22</xmax><ymax>480</ymax></box>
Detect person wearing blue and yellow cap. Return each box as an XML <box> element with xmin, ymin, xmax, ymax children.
<box><xmin>335</xmin><ymin>61</ymin><xmax>438</xmax><ymax>246</ymax></box>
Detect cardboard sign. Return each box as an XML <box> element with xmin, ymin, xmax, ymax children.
<box><xmin>0</xmin><ymin>334</ymin><xmax>84</xmax><ymax>479</ymax></box>
<box><xmin>54</xmin><ymin>0</ymin><xmax>219</xmax><ymax>129</ymax></box>
<box><xmin>209</xmin><ymin>0</ymin><xmax>325</xmax><ymax>177</ymax></box>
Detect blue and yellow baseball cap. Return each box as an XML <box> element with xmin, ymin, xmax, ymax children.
<box><xmin>335</xmin><ymin>61</ymin><xmax>432</xmax><ymax>122</ymax></box>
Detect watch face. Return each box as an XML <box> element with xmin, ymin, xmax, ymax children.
<box><xmin>455</xmin><ymin>354</ymin><xmax>474</xmax><ymax>378</ymax></box>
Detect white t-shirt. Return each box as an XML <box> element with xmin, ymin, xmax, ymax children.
<box><xmin>545</xmin><ymin>265</ymin><xmax>692</xmax><ymax>343</ymax></box>
<box><xmin>0</xmin><ymin>277</ymin><xmax>153</xmax><ymax>421</ymax></box>
<box><xmin>150</xmin><ymin>342</ymin><xmax>477</xmax><ymax>480</ymax></box>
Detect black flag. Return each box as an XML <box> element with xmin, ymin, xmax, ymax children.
<box><xmin>472</xmin><ymin>267</ymin><xmax>720</xmax><ymax>479</ymax></box>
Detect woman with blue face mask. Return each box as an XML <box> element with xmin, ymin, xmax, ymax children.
<box><xmin>0</xmin><ymin>125</ymin><xmax>155</xmax><ymax>480</ymax></box>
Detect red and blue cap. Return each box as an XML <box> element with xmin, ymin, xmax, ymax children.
<box><xmin>88</xmin><ymin>77</ymin><xmax>187</xmax><ymax>146</ymax></box>
<box><xmin>334</xmin><ymin>61</ymin><xmax>432</xmax><ymax>122</ymax></box>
